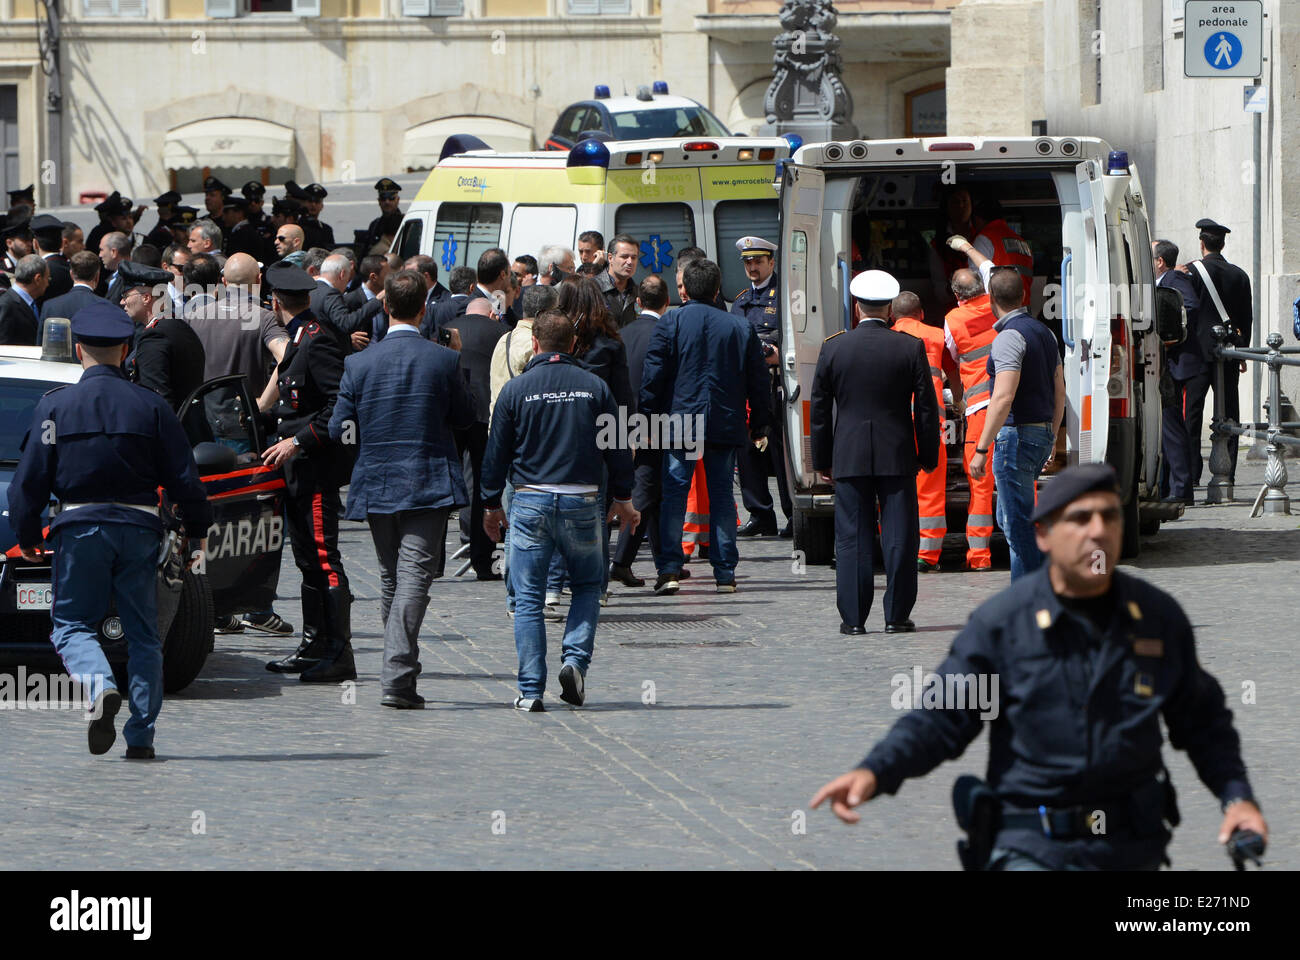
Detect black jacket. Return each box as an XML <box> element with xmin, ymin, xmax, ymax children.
<box><xmin>1159</xmin><ymin>270</ymin><xmax>1208</xmax><ymax>380</ymax></box>
<box><xmin>619</xmin><ymin>310</ymin><xmax>660</xmax><ymax>413</ymax></box>
<box><xmin>481</xmin><ymin>351</ymin><xmax>635</xmax><ymax>508</ymax></box>
<box><xmin>127</xmin><ymin>315</ymin><xmax>207</xmax><ymax>411</ymax></box>
<box><xmin>38</xmin><ymin>254</ymin><xmax>73</xmax><ymax>307</ymax></box>
<box><xmin>445</xmin><ymin>311</ymin><xmax>506</xmax><ymax>424</ymax></box>
<box><xmin>309</xmin><ymin>279</ymin><xmax>384</xmax><ymax>343</ymax></box>
<box><xmin>1186</xmin><ymin>252</ymin><xmax>1253</xmax><ymax>349</ymax></box>
<box><xmin>424</xmin><ymin>293</ymin><xmax>470</xmax><ymax>340</ymax></box>
<box><xmin>273</xmin><ymin>310</ymin><xmax>353</xmax><ymax>492</ymax></box>
<box><xmin>595</xmin><ymin>269</ymin><xmax>638</xmax><ymax>329</ymax></box>
<box><xmin>38</xmin><ymin>284</ymin><xmax>104</xmax><ymax>343</ymax></box>
<box><xmin>810</xmin><ymin>320</ymin><xmax>940</xmax><ymax>477</ymax></box>
<box><xmin>577</xmin><ymin>332</ymin><xmax>633</xmax><ymax>412</ymax></box>
<box><xmin>0</xmin><ymin>288</ymin><xmax>39</xmax><ymax>345</ymax></box>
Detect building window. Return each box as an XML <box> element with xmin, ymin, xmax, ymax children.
<box><xmin>614</xmin><ymin>202</ymin><xmax>694</xmax><ymax>304</ymax></box>
<box><xmin>1166</xmin><ymin>0</ymin><xmax>1185</xmax><ymax>36</ymax></box>
<box><xmin>204</xmin><ymin>0</ymin><xmax>321</xmax><ymax>15</ymax></box>
<box><xmin>83</xmin><ymin>0</ymin><xmax>148</xmax><ymax>16</ymax></box>
<box><xmin>402</xmin><ymin>0</ymin><xmax>465</xmax><ymax>15</ymax></box>
<box><xmin>567</xmin><ymin>0</ymin><xmax>632</xmax><ymax>14</ymax></box>
<box><xmin>433</xmin><ymin>203</ymin><xmax>503</xmax><ymax>273</ymax></box>
<box><xmin>714</xmin><ymin>199</ymin><xmax>778</xmax><ymax>300</ymax></box>
<box><xmin>1093</xmin><ymin>0</ymin><xmax>1102</xmax><ymax>103</ymax></box>
<box><xmin>904</xmin><ymin>83</ymin><xmax>946</xmax><ymax>138</ymax></box>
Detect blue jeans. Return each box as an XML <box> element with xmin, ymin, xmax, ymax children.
<box><xmin>50</xmin><ymin>522</ymin><xmax>162</xmax><ymax>748</ymax></box>
<box><xmin>508</xmin><ymin>490</ymin><xmax>604</xmax><ymax>699</ymax></box>
<box><xmin>656</xmin><ymin>445</ymin><xmax>739</xmax><ymax>581</ymax></box>
<box><xmin>993</xmin><ymin>423</ymin><xmax>1055</xmax><ymax>580</ymax></box>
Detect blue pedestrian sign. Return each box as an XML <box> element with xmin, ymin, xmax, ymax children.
<box><xmin>1184</xmin><ymin>1</ymin><xmax>1262</xmax><ymax>78</ymax></box>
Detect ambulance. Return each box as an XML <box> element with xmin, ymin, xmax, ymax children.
<box><xmin>778</xmin><ymin>136</ymin><xmax>1187</xmax><ymax>564</ymax></box>
<box><xmin>390</xmin><ymin>134</ymin><xmax>795</xmax><ymax>305</ymax></box>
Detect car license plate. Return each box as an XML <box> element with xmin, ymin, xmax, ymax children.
<box><xmin>15</xmin><ymin>584</ymin><xmax>53</xmax><ymax>610</ymax></box>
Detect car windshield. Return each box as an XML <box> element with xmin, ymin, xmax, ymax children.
<box><xmin>610</xmin><ymin>107</ymin><xmax>731</xmax><ymax>139</ymax></box>
<box><xmin>0</xmin><ymin>379</ymin><xmax>63</xmax><ymax>463</ymax></box>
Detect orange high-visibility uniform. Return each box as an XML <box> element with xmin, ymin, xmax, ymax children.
<box><xmin>944</xmin><ymin>293</ymin><xmax>999</xmax><ymax>568</ymax></box>
<box><xmin>682</xmin><ymin>459</ymin><xmax>710</xmax><ymax>556</ymax></box>
<box><xmin>894</xmin><ymin>316</ymin><xmax>949</xmax><ymax>565</ymax></box>
<box><xmin>975</xmin><ymin>219</ymin><xmax>1034</xmax><ymax>304</ymax></box>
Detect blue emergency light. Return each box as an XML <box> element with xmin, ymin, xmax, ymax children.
<box><xmin>594</xmin><ymin>84</ymin><xmax>611</xmax><ymax>99</ymax></box>
<box><xmin>568</xmin><ymin>137</ymin><xmax>611</xmax><ymax>169</ymax></box>
<box><xmin>1106</xmin><ymin>150</ymin><xmax>1130</xmax><ymax>175</ymax></box>
<box><xmin>782</xmin><ymin>133</ymin><xmax>804</xmax><ymax>154</ymax></box>
<box><xmin>652</xmin><ymin>81</ymin><xmax>669</xmax><ymax>95</ymax></box>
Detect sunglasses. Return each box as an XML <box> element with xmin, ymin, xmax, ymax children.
<box><xmin>275</xmin><ymin>235</ymin><xmax>291</xmax><ymax>242</ymax></box>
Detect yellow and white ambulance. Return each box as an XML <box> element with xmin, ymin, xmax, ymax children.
<box><xmin>390</xmin><ymin>135</ymin><xmax>794</xmax><ymax>303</ymax></box>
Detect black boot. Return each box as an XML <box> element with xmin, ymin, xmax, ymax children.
<box><xmin>266</xmin><ymin>585</ymin><xmax>327</xmax><ymax>673</ymax></box>
<box><xmin>300</xmin><ymin>586</ymin><xmax>357</xmax><ymax>683</ymax></box>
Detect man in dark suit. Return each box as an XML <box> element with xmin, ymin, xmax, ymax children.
<box><xmin>445</xmin><ymin>297</ymin><xmax>507</xmax><ymax>580</ymax></box>
<box><xmin>309</xmin><ymin>253</ymin><xmax>385</xmax><ymax>350</ymax></box>
<box><xmin>1153</xmin><ymin>239</ymin><xmax>1205</xmax><ymax>505</ymax></box>
<box><xmin>38</xmin><ymin>251</ymin><xmax>103</xmax><ymax>342</ymax></box>
<box><xmin>344</xmin><ymin>254</ymin><xmax>390</xmax><ymax>342</ymax></box>
<box><xmin>120</xmin><ymin>261</ymin><xmax>206</xmax><ymax>411</ymax></box>
<box><xmin>424</xmin><ymin>265</ymin><xmax>476</xmax><ymax>340</ymax></box>
<box><xmin>99</xmin><ymin>231</ymin><xmax>133</xmax><ymax>303</ymax></box>
<box><xmin>0</xmin><ymin>255</ymin><xmax>47</xmax><ymax>344</ymax></box>
<box><xmin>404</xmin><ymin>255</ymin><xmax>451</xmax><ymax>330</ymax></box>
<box><xmin>30</xmin><ymin>215</ymin><xmax>72</xmax><ymax>308</ymax></box>
<box><xmin>610</xmin><ymin>274</ymin><xmax>670</xmax><ymax>586</ymax></box>
<box><xmin>1182</xmin><ymin>219</ymin><xmax>1253</xmax><ymax>487</ymax></box>
<box><xmin>328</xmin><ymin>269</ymin><xmax>475</xmax><ymax>708</ymax></box>
<box><xmin>810</xmin><ymin>270</ymin><xmax>941</xmax><ymax>636</ymax></box>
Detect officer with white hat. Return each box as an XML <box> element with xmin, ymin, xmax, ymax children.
<box><xmin>809</xmin><ymin>270</ymin><xmax>941</xmax><ymax>635</ymax></box>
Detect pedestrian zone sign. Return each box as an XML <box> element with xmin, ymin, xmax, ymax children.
<box><xmin>1184</xmin><ymin>1</ymin><xmax>1263</xmax><ymax>78</ymax></box>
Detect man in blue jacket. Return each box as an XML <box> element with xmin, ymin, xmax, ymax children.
<box><xmin>481</xmin><ymin>309</ymin><xmax>638</xmax><ymax>712</ymax></box>
<box><xmin>639</xmin><ymin>258</ymin><xmax>771</xmax><ymax>595</ymax></box>
<box><xmin>328</xmin><ymin>269</ymin><xmax>475</xmax><ymax>709</ymax></box>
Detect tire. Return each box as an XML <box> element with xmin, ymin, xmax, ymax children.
<box><xmin>793</xmin><ymin>509</ymin><xmax>835</xmax><ymax>566</ymax></box>
<box><xmin>162</xmin><ymin>570</ymin><xmax>215</xmax><ymax>694</ymax></box>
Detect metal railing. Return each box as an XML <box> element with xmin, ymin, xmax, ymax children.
<box><xmin>1208</xmin><ymin>326</ymin><xmax>1300</xmax><ymax>515</ymax></box>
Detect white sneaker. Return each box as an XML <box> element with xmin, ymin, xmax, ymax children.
<box><xmin>513</xmin><ymin>696</ymin><xmax>545</xmax><ymax>712</ymax></box>
<box><xmin>545</xmin><ymin>591</ymin><xmax>562</xmax><ymax>606</ymax></box>
<box><xmin>600</xmin><ymin>592</ymin><xmax>609</xmax><ymax>607</ymax></box>
<box><xmin>544</xmin><ymin>603</ymin><xmax>564</xmax><ymax>621</ymax></box>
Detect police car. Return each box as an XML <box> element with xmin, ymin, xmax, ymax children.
<box><xmin>544</xmin><ymin>83</ymin><xmax>732</xmax><ymax>151</ymax></box>
<box><xmin>0</xmin><ymin>343</ymin><xmax>286</xmax><ymax>693</ymax></box>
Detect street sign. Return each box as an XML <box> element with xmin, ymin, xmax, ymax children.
<box><xmin>1184</xmin><ymin>1</ymin><xmax>1262</xmax><ymax>78</ymax></box>
<box><xmin>1244</xmin><ymin>84</ymin><xmax>1268</xmax><ymax>113</ymax></box>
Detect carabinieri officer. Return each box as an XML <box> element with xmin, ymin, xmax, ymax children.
<box><xmin>7</xmin><ymin>301</ymin><xmax>212</xmax><ymax>759</ymax></box>
<box><xmin>811</xmin><ymin>464</ymin><xmax>1266</xmax><ymax>870</ymax></box>
<box><xmin>731</xmin><ymin>236</ymin><xmax>793</xmax><ymax>538</ymax></box>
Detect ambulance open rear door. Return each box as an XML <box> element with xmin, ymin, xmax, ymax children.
<box><xmin>780</xmin><ymin>163</ymin><xmax>825</xmax><ymax>495</ymax></box>
<box><xmin>1067</xmin><ymin>158</ymin><xmax>1113</xmax><ymax>466</ymax></box>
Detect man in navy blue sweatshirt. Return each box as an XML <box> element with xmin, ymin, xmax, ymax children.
<box><xmin>481</xmin><ymin>309</ymin><xmax>639</xmax><ymax>712</ymax></box>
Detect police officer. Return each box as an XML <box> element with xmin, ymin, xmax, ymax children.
<box><xmin>261</xmin><ymin>262</ymin><xmax>356</xmax><ymax>684</ymax></box>
<box><xmin>143</xmin><ymin>191</ymin><xmax>182</xmax><ymax>250</ymax></box>
<box><xmin>201</xmin><ymin>176</ymin><xmax>231</xmax><ymax>223</ymax></box>
<box><xmin>242</xmin><ymin>180</ymin><xmax>273</xmax><ymax>262</ymax></box>
<box><xmin>297</xmin><ymin>182</ymin><xmax>335</xmax><ymax>250</ymax></box>
<box><xmin>7</xmin><ymin>183</ymin><xmax>35</xmax><ymax>218</ymax></box>
<box><xmin>85</xmin><ymin>191</ymin><xmax>142</xmax><ymax>258</ymax></box>
<box><xmin>6</xmin><ymin>301</ymin><xmax>212</xmax><ymax>759</ymax></box>
<box><xmin>364</xmin><ymin>178</ymin><xmax>404</xmax><ymax>254</ymax></box>
<box><xmin>732</xmin><ymin>236</ymin><xmax>793</xmax><ymax>538</ymax></box>
<box><xmin>811</xmin><ymin>463</ymin><xmax>1267</xmax><ymax>870</ymax></box>
<box><xmin>120</xmin><ymin>261</ymin><xmax>206</xmax><ymax>410</ymax></box>
<box><xmin>221</xmin><ymin>196</ymin><xmax>262</xmax><ymax>260</ymax></box>
<box><xmin>810</xmin><ymin>270</ymin><xmax>940</xmax><ymax>635</ymax></box>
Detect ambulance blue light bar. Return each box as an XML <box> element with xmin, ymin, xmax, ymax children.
<box><xmin>594</xmin><ymin>85</ymin><xmax>611</xmax><ymax>99</ymax></box>
<box><xmin>782</xmin><ymin>133</ymin><xmax>803</xmax><ymax>154</ymax></box>
<box><xmin>652</xmin><ymin>81</ymin><xmax>669</xmax><ymax>94</ymax></box>
<box><xmin>568</xmin><ymin>138</ymin><xmax>611</xmax><ymax>168</ymax></box>
<box><xmin>1106</xmin><ymin>150</ymin><xmax>1130</xmax><ymax>175</ymax></box>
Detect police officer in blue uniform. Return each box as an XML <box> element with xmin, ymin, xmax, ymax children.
<box><xmin>260</xmin><ymin>262</ymin><xmax>356</xmax><ymax>683</ymax></box>
<box><xmin>7</xmin><ymin>301</ymin><xmax>212</xmax><ymax>759</ymax></box>
<box><xmin>731</xmin><ymin>236</ymin><xmax>793</xmax><ymax>538</ymax></box>
<box><xmin>811</xmin><ymin>464</ymin><xmax>1267</xmax><ymax>869</ymax></box>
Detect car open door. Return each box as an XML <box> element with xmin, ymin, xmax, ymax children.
<box><xmin>176</xmin><ymin>375</ymin><xmax>286</xmax><ymax>619</ymax></box>
<box><xmin>1070</xmin><ymin>159</ymin><xmax>1112</xmax><ymax>465</ymax></box>
<box><xmin>780</xmin><ymin>162</ymin><xmax>826</xmax><ymax>492</ymax></box>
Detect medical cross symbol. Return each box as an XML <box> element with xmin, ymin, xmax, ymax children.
<box><xmin>639</xmin><ymin>235</ymin><xmax>674</xmax><ymax>274</ymax></box>
<box><xmin>441</xmin><ymin>235</ymin><xmax>458</xmax><ymax>271</ymax></box>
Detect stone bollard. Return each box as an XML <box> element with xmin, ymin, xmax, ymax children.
<box><xmin>1207</xmin><ymin>325</ymin><xmax>1234</xmax><ymax>503</ymax></box>
<box><xmin>1262</xmin><ymin>332</ymin><xmax>1291</xmax><ymax>515</ymax></box>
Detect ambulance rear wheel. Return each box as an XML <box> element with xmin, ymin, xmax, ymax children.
<box><xmin>1121</xmin><ymin>473</ymin><xmax>1141</xmax><ymax>560</ymax></box>
<box><xmin>794</xmin><ymin>510</ymin><xmax>835</xmax><ymax>566</ymax></box>
<box><xmin>162</xmin><ymin>571</ymin><xmax>215</xmax><ymax>694</ymax></box>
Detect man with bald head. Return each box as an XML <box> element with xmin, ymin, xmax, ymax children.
<box><xmin>308</xmin><ymin>252</ymin><xmax>384</xmax><ymax>351</ymax></box>
<box><xmin>274</xmin><ymin>224</ymin><xmax>305</xmax><ymax>261</ymax></box>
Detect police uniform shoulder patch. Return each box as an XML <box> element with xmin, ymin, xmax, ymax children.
<box><xmin>767</xmin><ymin>287</ymin><xmax>776</xmax><ymax>297</ymax></box>
<box><xmin>40</xmin><ymin>384</ymin><xmax>70</xmax><ymax>398</ymax></box>
<box><xmin>292</xmin><ymin>326</ymin><xmax>304</xmax><ymax>345</ymax></box>
<box><xmin>823</xmin><ymin>330</ymin><xmax>844</xmax><ymax>342</ymax></box>
<box><xmin>734</xmin><ymin>288</ymin><xmax>749</xmax><ymax>301</ymax></box>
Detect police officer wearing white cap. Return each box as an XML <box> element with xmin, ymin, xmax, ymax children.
<box><xmin>810</xmin><ymin>270</ymin><xmax>941</xmax><ymax>635</ymax></box>
<box><xmin>731</xmin><ymin>236</ymin><xmax>793</xmax><ymax>537</ymax></box>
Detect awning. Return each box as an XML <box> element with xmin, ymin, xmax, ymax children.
<box><xmin>402</xmin><ymin>117</ymin><xmax>535</xmax><ymax>170</ymax></box>
<box><xmin>163</xmin><ymin>118</ymin><xmax>295</xmax><ymax>171</ymax></box>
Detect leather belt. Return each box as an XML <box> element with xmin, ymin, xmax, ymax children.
<box><xmin>59</xmin><ymin>502</ymin><xmax>160</xmax><ymax>516</ymax></box>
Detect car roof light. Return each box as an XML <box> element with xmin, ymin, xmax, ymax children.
<box><xmin>782</xmin><ymin>133</ymin><xmax>803</xmax><ymax>154</ymax></box>
<box><xmin>439</xmin><ymin>134</ymin><xmax>491</xmax><ymax>163</ymax></box>
<box><xmin>41</xmin><ymin>317</ymin><xmax>75</xmax><ymax>363</ymax></box>
<box><xmin>1106</xmin><ymin>150</ymin><xmax>1130</xmax><ymax>175</ymax></box>
<box><xmin>568</xmin><ymin>137</ymin><xmax>611</xmax><ymax>169</ymax></box>
<box><xmin>594</xmin><ymin>84</ymin><xmax>611</xmax><ymax>99</ymax></box>
<box><xmin>652</xmin><ymin>81</ymin><xmax>669</xmax><ymax>95</ymax></box>
<box><xmin>636</xmin><ymin>85</ymin><xmax>653</xmax><ymax>102</ymax></box>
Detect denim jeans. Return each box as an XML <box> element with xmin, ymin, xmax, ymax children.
<box><xmin>508</xmin><ymin>490</ymin><xmax>604</xmax><ymax>699</ymax></box>
<box><xmin>656</xmin><ymin>444</ymin><xmax>739</xmax><ymax>581</ymax></box>
<box><xmin>992</xmin><ymin>423</ymin><xmax>1055</xmax><ymax>580</ymax></box>
<box><xmin>50</xmin><ymin>522</ymin><xmax>162</xmax><ymax>748</ymax></box>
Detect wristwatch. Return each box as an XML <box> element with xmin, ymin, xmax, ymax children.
<box><xmin>291</xmin><ymin>436</ymin><xmax>300</xmax><ymax>447</ymax></box>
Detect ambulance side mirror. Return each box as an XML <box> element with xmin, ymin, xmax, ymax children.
<box><xmin>1154</xmin><ymin>286</ymin><xmax>1185</xmax><ymax>345</ymax></box>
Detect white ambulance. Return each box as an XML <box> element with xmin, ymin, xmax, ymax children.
<box><xmin>390</xmin><ymin>135</ymin><xmax>795</xmax><ymax>305</ymax></box>
<box><xmin>778</xmin><ymin>136</ymin><xmax>1186</xmax><ymax>564</ymax></box>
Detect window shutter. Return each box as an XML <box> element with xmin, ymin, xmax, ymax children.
<box><xmin>83</xmin><ymin>0</ymin><xmax>116</xmax><ymax>16</ymax></box>
<box><xmin>402</xmin><ymin>0</ymin><xmax>431</xmax><ymax>13</ymax></box>
<box><xmin>291</xmin><ymin>0</ymin><xmax>321</xmax><ymax>15</ymax></box>
<box><xmin>567</xmin><ymin>0</ymin><xmax>600</xmax><ymax>13</ymax></box>
<box><xmin>614</xmin><ymin>202</ymin><xmax>696</xmax><ymax>303</ymax></box>
<box><xmin>429</xmin><ymin>0</ymin><xmax>463</xmax><ymax>15</ymax></box>
<box><xmin>204</xmin><ymin>0</ymin><xmax>238</xmax><ymax>18</ymax></box>
<box><xmin>115</xmin><ymin>0</ymin><xmax>149</xmax><ymax>15</ymax></box>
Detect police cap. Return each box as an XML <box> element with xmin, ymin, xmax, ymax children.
<box><xmin>849</xmin><ymin>269</ymin><xmax>901</xmax><ymax>305</ymax></box>
<box><xmin>222</xmin><ymin>196</ymin><xmax>249</xmax><ymax>212</ymax></box>
<box><xmin>283</xmin><ymin>180</ymin><xmax>308</xmax><ymax>200</ymax></box>
<box><xmin>1031</xmin><ymin>463</ymin><xmax>1120</xmax><ymax>523</ymax></box>
<box><xmin>736</xmin><ymin>236</ymin><xmax>777</xmax><ymax>259</ymax></box>
<box><xmin>265</xmin><ymin>261</ymin><xmax>316</xmax><ymax>293</ymax></box>
<box><xmin>71</xmin><ymin>300</ymin><xmax>135</xmax><ymax>346</ymax></box>
<box><xmin>29</xmin><ymin>214</ymin><xmax>63</xmax><ymax>233</ymax></box>
<box><xmin>203</xmin><ymin>176</ymin><xmax>231</xmax><ymax>196</ymax></box>
<box><xmin>1195</xmin><ymin>218</ymin><xmax>1230</xmax><ymax>236</ymax></box>
<box><xmin>167</xmin><ymin>206</ymin><xmax>199</xmax><ymax>227</ymax></box>
<box><xmin>241</xmin><ymin>180</ymin><xmax>266</xmax><ymax>200</ymax></box>
<box><xmin>272</xmin><ymin>196</ymin><xmax>304</xmax><ymax>217</ymax></box>
<box><xmin>8</xmin><ymin>184</ymin><xmax>34</xmax><ymax>204</ymax></box>
<box><xmin>375</xmin><ymin>177</ymin><xmax>400</xmax><ymax>197</ymax></box>
<box><xmin>94</xmin><ymin>191</ymin><xmax>133</xmax><ymax>217</ymax></box>
<box><xmin>154</xmin><ymin>190</ymin><xmax>182</xmax><ymax>207</ymax></box>
<box><xmin>0</xmin><ymin>217</ymin><xmax>31</xmax><ymax>240</ymax></box>
<box><xmin>117</xmin><ymin>261</ymin><xmax>173</xmax><ymax>292</ymax></box>
<box><xmin>303</xmin><ymin>183</ymin><xmax>328</xmax><ymax>201</ymax></box>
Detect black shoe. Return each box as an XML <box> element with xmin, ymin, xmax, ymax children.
<box><xmin>697</xmin><ymin>545</ymin><xmax>710</xmax><ymax>561</ymax></box>
<box><xmin>676</xmin><ymin>566</ymin><xmax>691</xmax><ymax>580</ymax></box>
<box><xmin>214</xmin><ymin>615</ymin><xmax>244</xmax><ymax>634</ymax></box>
<box><xmin>917</xmin><ymin>559</ymin><xmax>940</xmax><ymax>574</ymax></box>
<box><xmin>839</xmin><ymin>623</ymin><xmax>866</xmax><ymax>635</ymax></box>
<box><xmin>885</xmin><ymin>620</ymin><xmax>917</xmax><ymax>634</ymax></box>
<box><xmin>609</xmin><ymin>564</ymin><xmax>645</xmax><ymax>587</ymax></box>
<box><xmin>267</xmin><ymin>585</ymin><xmax>327</xmax><ymax>673</ymax></box>
<box><xmin>381</xmin><ymin>690</ymin><xmax>426</xmax><ymax>709</ymax></box>
<box><xmin>779</xmin><ymin>522</ymin><xmax>793</xmax><ymax>539</ymax></box>
<box><xmin>300</xmin><ymin>586</ymin><xmax>358</xmax><ymax>684</ymax></box>
<box><xmin>300</xmin><ymin>644</ymin><xmax>357</xmax><ymax>683</ymax></box>
<box><xmin>124</xmin><ymin>745</ymin><xmax>156</xmax><ymax>760</ymax></box>
<box><xmin>653</xmin><ymin>572</ymin><xmax>680</xmax><ymax>595</ymax></box>
<box><xmin>87</xmin><ymin>688</ymin><xmax>121</xmax><ymax>756</ymax></box>
<box><xmin>241</xmin><ymin>611</ymin><xmax>295</xmax><ymax>635</ymax></box>
<box><xmin>558</xmin><ymin>662</ymin><xmax>586</xmax><ymax>707</ymax></box>
<box><xmin>737</xmin><ymin>517</ymin><xmax>778</xmax><ymax>537</ymax></box>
